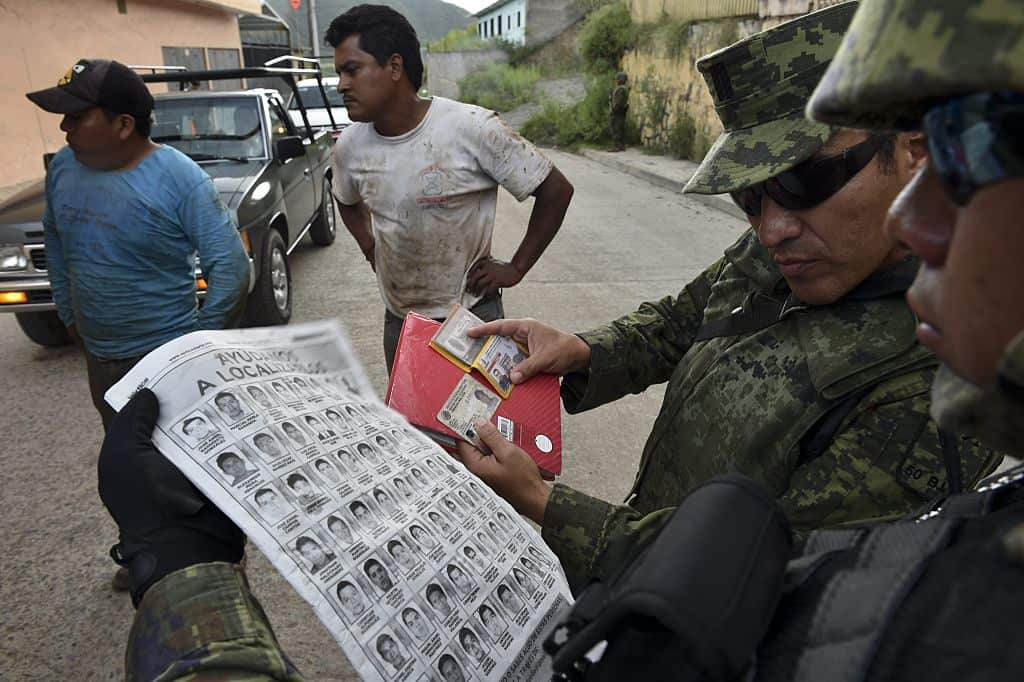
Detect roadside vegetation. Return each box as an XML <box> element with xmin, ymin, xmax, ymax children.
<box><xmin>427</xmin><ymin>24</ymin><xmax>489</xmax><ymax>52</ymax></box>
<box><xmin>459</xmin><ymin>63</ymin><xmax>543</xmax><ymax>112</ymax></box>
<box><xmin>521</xmin><ymin>2</ymin><xmax>637</xmax><ymax>150</ymax></box>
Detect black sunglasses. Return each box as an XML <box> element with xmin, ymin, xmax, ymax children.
<box><xmin>730</xmin><ymin>135</ymin><xmax>885</xmax><ymax>216</ymax></box>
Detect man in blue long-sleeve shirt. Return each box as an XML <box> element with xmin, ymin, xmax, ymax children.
<box><xmin>27</xmin><ymin>59</ymin><xmax>250</xmax><ymax>431</ymax></box>
<box><xmin>27</xmin><ymin>59</ymin><xmax>250</xmax><ymax>592</ymax></box>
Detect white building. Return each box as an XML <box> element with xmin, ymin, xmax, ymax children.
<box><xmin>476</xmin><ymin>0</ymin><xmax>527</xmax><ymax>46</ymax></box>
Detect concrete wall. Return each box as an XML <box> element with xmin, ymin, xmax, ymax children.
<box><xmin>0</xmin><ymin>0</ymin><xmax>246</xmax><ymax>191</ymax></box>
<box><xmin>527</xmin><ymin>0</ymin><xmax>585</xmax><ymax>46</ymax></box>
<box><xmin>425</xmin><ymin>49</ymin><xmax>508</xmax><ymax>100</ymax></box>
<box><xmin>622</xmin><ymin>0</ymin><xmax>840</xmax><ymax>160</ymax></box>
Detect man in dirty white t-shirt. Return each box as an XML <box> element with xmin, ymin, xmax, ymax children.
<box><xmin>327</xmin><ymin>5</ymin><xmax>574</xmax><ymax>372</ymax></box>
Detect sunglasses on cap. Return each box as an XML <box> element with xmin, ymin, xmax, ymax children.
<box><xmin>924</xmin><ymin>91</ymin><xmax>1024</xmax><ymax>206</ymax></box>
<box><xmin>730</xmin><ymin>135</ymin><xmax>885</xmax><ymax>217</ymax></box>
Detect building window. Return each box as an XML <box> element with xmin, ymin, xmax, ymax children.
<box><xmin>490</xmin><ymin>17</ymin><xmax>495</xmax><ymax>36</ymax></box>
<box><xmin>207</xmin><ymin>48</ymin><xmax>242</xmax><ymax>90</ymax></box>
<box><xmin>518</xmin><ymin>11</ymin><xmax>522</xmax><ymax>27</ymax></box>
<box><xmin>508</xmin><ymin>15</ymin><xmax>511</xmax><ymax>30</ymax></box>
<box><xmin>497</xmin><ymin>15</ymin><xmax>502</xmax><ymax>35</ymax></box>
<box><xmin>162</xmin><ymin>46</ymin><xmax>208</xmax><ymax>89</ymax></box>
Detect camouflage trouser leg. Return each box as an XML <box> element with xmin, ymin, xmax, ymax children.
<box><xmin>610</xmin><ymin>114</ymin><xmax>626</xmax><ymax>148</ymax></box>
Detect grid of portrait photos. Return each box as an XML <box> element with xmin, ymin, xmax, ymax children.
<box><xmin>167</xmin><ymin>371</ymin><xmax>563</xmax><ymax>681</ymax></box>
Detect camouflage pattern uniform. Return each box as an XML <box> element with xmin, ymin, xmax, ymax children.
<box><xmin>541</xmin><ymin>2</ymin><xmax>1002</xmax><ymax>589</ymax></box>
<box><xmin>609</xmin><ymin>73</ymin><xmax>629</xmax><ymax>150</ymax></box>
<box><xmin>750</xmin><ymin>4</ymin><xmax>1024</xmax><ymax>679</ymax></box>
<box><xmin>122</xmin><ymin>2</ymin><xmax>1022</xmax><ymax>677</ymax></box>
<box><xmin>805</xmin><ymin>0</ymin><xmax>1024</xmax><ymax>457</ymax></box>
<box><xmin>128</xmin><ymin>563</ymin><xmax>302</xmax><ymax>681</ymax></box>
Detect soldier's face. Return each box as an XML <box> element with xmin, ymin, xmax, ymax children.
<box><xmin>752</xmin><ymin>130</ymin><xmax>923</xmax><ymax>305</ymax></box>
<box><xmin>888</xmin><ymin>162</ymin><xmax>1024</xmax><ymax>385</ymax></box>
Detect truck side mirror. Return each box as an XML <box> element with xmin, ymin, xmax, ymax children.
<box><xmin>275</xmin><ymin>136</ymin><xmax>305</xmax><ymax>161</ymax></box>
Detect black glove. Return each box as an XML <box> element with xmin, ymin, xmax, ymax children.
<box><xmin>98</xmin><ymin>389</ymin><xmax>244</xmax><ymax>607</ymax></box>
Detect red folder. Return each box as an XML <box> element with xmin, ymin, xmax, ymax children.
<box><xmin>385</xmin><ymin>312</ymin><xmax>562</xmax><ymax>477</ymax></box>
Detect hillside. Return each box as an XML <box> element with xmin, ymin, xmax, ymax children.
<box><xmin>265</xmin><ymin>0</ymin><xmax>473</xmax><ymax>50</ymax></box>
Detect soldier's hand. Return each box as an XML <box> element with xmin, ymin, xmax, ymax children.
<box><xmin>98</xmin><ymin>389</ymin><xmax>244</xmax><ymax>607</ymax></box>
<box><xmin>466</xmin><ymin>257</ymin><xmax>522</xmax><ymax>296</ymax></box>
<box><xmin>454</xmin><ymin>419</ymin><xmax>551</xmax><ymax>524</ymax></box>
<box><xmin>468</xmin><ymin>318</ymin><xmax>591</xmax><ymax>383</ymax></box>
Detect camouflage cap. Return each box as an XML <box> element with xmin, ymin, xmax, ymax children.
<box><xmin>808</xmin><ymin>0</ymin><xmax>1024</xmax><ymax>130</ymax></box>
<box><xmin>684</xmin><ymin>1</ymin><xmax>858</xmax><ymax>195</ymax></box>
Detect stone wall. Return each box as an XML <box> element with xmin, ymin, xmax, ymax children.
<box><xmin>424</xmin><ymin>49</ymin><xmax>508</xmax><ymax>100</ymax></box>
<box><xmin>622</xmin><ymin>0</ymin><xmax>843</xmax><ymax>160</ymax></box>
<box><xmin>527</xmin><ymin>0</ymin><xmax>586</xmax><ymax>45</ymax></box>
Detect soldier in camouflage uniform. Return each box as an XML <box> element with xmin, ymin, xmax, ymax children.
<box><xmin>455</xmin><ymin>0</ymin><xmax>1000</xmax><ymax>590</ymax></box>
<box><xmin>609</xmin><ymin>72</ymin><xmax>629</xmax><ymax>151</ymax></box>
<box><xmin>751</xmin><ymin>1</ymin><xmax>1024</xmax><ymax>678</ymax></box>
<box><xmin>96</xmin><ymin>2</ymin><xmax>1024</xmax><ymax>679</ymax></box>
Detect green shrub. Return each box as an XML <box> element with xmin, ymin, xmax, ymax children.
<box><xmin>520</xmin><ymin>73</ymin><xmax>618</xmax><ymax>150</ymax></box>
<box><xmin>664</xmin><ymin>19</ymin><xmax>692</xmax><ymax>60</ymax></box>
<box><xmin>666</xmin><ymin>113</ymin><xmax>697</xmax><ymax>159</ymax></box>
<box><xmin>428</xmin><ymin>24</ymin><xmax>488</xmax><ymax>53</ymax></box>
<box><xmin>579</xmin><ymin>2</ymin><xmax>634</xmax><ymax>73</ymax></box>
<box><xmin>459</xmin><ymin>64</ymin><xmax>541</xmax><ymax>112</ymax></box>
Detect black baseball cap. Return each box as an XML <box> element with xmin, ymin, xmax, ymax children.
<box><xmin>26</xmin><ymin>59</ymin><xmax>153</xmax><ymax>119</ymax></box>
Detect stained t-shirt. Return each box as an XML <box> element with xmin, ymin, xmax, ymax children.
<box><xmin>331</xmin><ymin>97</ymin><xmax>553</xmax><ymax>318</ymax></box>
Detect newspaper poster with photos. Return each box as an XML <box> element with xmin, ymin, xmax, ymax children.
<box><xmin>105</xmin><ymin>320</ymin><xmax>573</xmax><ymax>682</ymax></box>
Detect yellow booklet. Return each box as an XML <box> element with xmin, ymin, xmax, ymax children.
<box><xmin>429</xmin><ymin>303</ymin><xmax>527</xmax><ymax>398</ymax></box>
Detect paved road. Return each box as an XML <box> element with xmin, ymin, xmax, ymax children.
<box><xmin>0</xmin><ymin>150</ymin><xmax>744</xmax><ymax>680</ymax></box>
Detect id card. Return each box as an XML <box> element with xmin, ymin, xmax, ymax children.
<box><xmin>436</xmin><ymin>375</ymin><xmax>500</xmax><ymax>449</ymax></box>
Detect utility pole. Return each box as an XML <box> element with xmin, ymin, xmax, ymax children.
<box><xmin>308</xmin><ymin>0</ymin><xmax>320</xmax><ymax>60</ymax></box>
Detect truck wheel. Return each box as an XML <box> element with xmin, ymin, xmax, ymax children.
<box><xmin>15</xmin><ymin>311</ymin><xmax>73</xmax><ymax>347</ymax></box>
<box><xmin>244</xmin><ymin>229</ymin><xmax>292</xmax><ymax>325</ymax></box>
<box><xmin>309</xmin><ymin>176</ymin><xmax>337</xmax><ymax>247</ymax></box>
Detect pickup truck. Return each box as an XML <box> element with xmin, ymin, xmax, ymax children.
<box><xmin>0</xmin><ymin>61</ymin><xmax>337</xmax><ymax>346</ymax></box>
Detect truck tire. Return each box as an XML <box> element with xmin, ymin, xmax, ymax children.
<box><xmin>15</xmin><ymin>311</ymin><xmax>73</xmax><ymax>347</ymax></box>
<box><xmin>309</xmin><ymin>176</ymin><xmax>337</xmax><ymax>247</ymax></box>
<box><xmin>244</xmin><ymin>229</ymin><xmax>292</xmax><ymax>326</ymax></box>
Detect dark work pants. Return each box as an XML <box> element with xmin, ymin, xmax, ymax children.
<box><xmin>383</xmin><ymin>292</ymin><xmax>504</xmax><ymax>375</ymax></box>
<box><xmin>85</xmin><ymin>351</ymin><xmax>144</xmax><ymax>432</ymax></box>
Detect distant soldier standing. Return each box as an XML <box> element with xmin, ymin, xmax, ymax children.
<box><xmin>609</xmin><ymin>72</ymin><xmax>629</xmax><ymax>151</ymax></box>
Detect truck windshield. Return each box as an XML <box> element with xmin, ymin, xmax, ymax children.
<box><xmin>151</xmin><ymin>97</ymin><xmax>266</xmax><ymax>160</ymax></box>
<box><xmin>290</xmin><ymin>86</ymin><xmax>343</xmax><ymax>109</ymax></box>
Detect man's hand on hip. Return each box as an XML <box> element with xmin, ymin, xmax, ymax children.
<box><xmin>454</xmin><ymin>419</ymin><xmax>551</xmax><ymax>524</ymax></box>
<box><xmin>467</xmin><ymin>257</ymin><xmax>522</xmax><ymax>297</ymax></box>
<box><xmin>468</xmin><ymin>318</ymin><xmax>592</xmax><ymax>384</ymax></box>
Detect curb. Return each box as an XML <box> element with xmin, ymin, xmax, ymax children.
<box><xmin>579</xmin><ymin>149</ymin><xmax>747</xmax><ymax>222</ymax></box>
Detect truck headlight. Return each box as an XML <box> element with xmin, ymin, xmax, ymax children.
<box><xmin>0</xmin><ymin>246</ymin><xmax>28</xmax><ymax>272</ymax></box>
